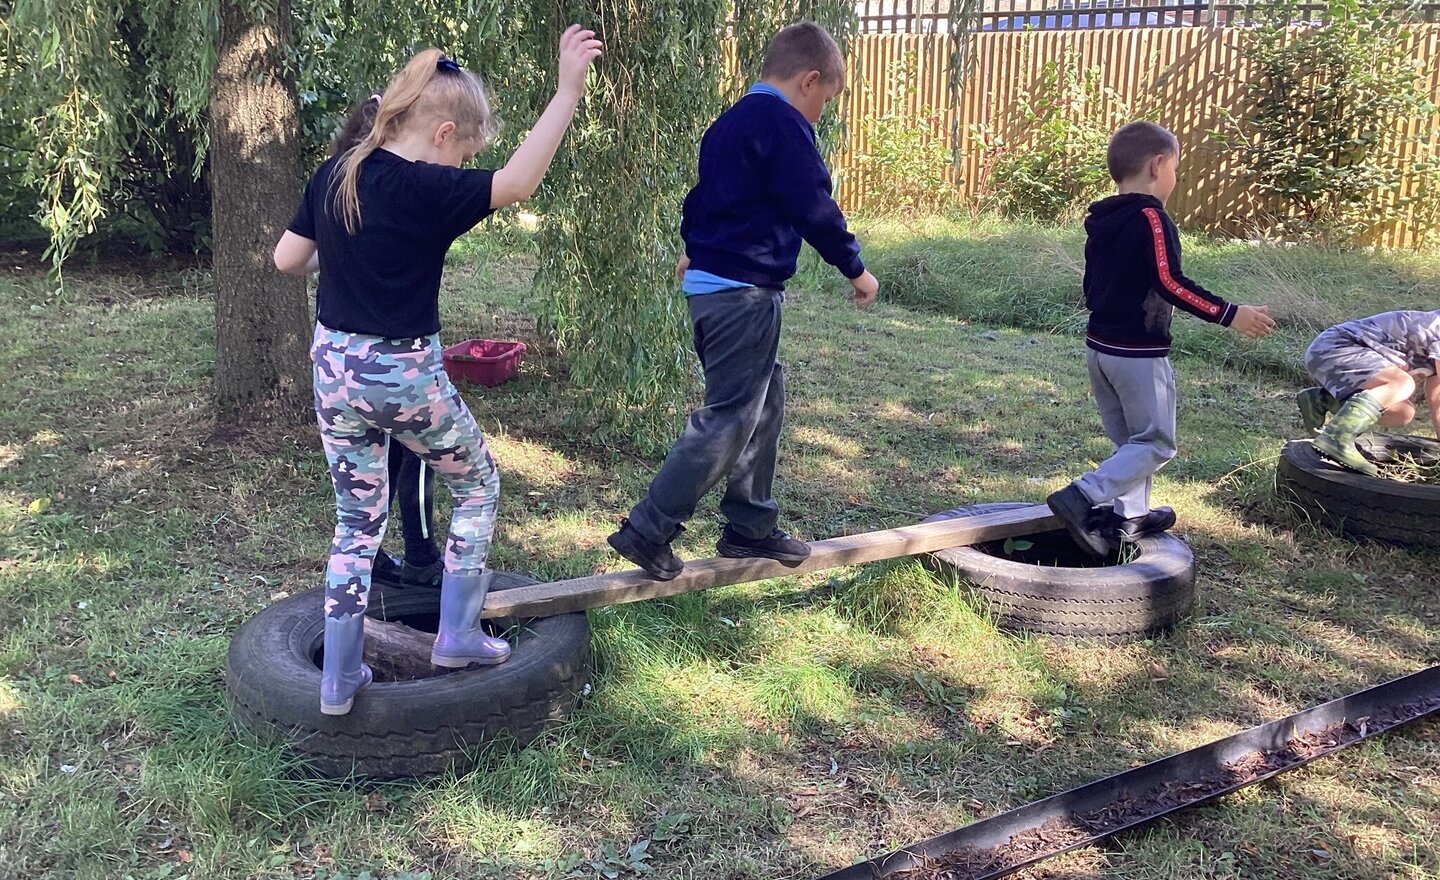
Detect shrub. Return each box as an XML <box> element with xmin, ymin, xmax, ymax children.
<box><xmin>1222</xmin><ymin>0</ymin><xmax>1440</xmax><ymax>245</ymax></box>
<box><xmin>853</xmin><ymin>52</ymin><xmax>957</xmax><ymax>217</ymax></box>
<box><xmin>968</xmin><ymin>50</ymin><xmax>1127</xmax><ymax>222</ymax></box>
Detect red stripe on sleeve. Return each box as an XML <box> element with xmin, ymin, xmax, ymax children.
<box><xmin>1142</xmin><ymin>207</ymin><xmax>1220</xmax><ymax>318</ymax></box>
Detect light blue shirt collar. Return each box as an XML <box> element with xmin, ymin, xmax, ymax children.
<box><xmin>746</xmin><ymin>83</ymin><xmax>791</xmax><ymax>105</ymax></box>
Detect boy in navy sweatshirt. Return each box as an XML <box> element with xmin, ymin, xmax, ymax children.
<box><xmin>609</xmin><ymin>22</ymin><xmax>879</xmax><ymax>580</ymax></box>
<box><xmin>1047</xmin><ymin>121</ymin><xmax>1276</xmax><ymax>557</ymax></box>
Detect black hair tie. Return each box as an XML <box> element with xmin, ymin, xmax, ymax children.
<box><xmin>437</xmin><ymin>57</ymin><xmax>462</xmax><ymax>73</ymax></box>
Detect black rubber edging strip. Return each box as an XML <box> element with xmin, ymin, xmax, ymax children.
<box><xmin>816</xmin><ymin>664</ymin><xmax>1440</xmax><ymax>880</ymax></box>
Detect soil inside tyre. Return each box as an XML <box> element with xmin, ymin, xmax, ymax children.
<box><xmin>974</xmin><ymin>530</ymin><xmax>1132</xmax><ymax>568</ymax></box>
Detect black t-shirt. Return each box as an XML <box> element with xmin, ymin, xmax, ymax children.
<box><xmin>288</xmin><ymin>148</ymin><xmax>495</xmax><ymax>337</ymax></box>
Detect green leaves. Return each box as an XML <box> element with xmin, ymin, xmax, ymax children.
<box><xmin>855</xmin><ymin>52</ymin><xmax>957</xmax><ymax>217</ymax></box>
<box><xmin>1002</xmin><ymin>537</ymin><xmax>1034</xmax><ymax>555</ymax></box>
<box><xmin>969</xmin><ymin>51</ymin><xmax>1127</xmax><ymax>222</ymax></box>
<box><xmin>1224</xmin><ymin>0</ymin><xmax>1439</xmax><ymax>244</ymax></box>
<box><xmin>529</xmin><ymin>0</ymin><xmax>729</xmax><ymax>451</ymax></box>
<box><xmin>4</xmin><ymin>0</ymin><xmax>215</xmax><ymax>271</ymax></box>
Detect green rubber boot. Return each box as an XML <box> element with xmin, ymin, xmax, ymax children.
<box><xmin>1295</xmin><ymin>386</ymin><xmax>1337</xmax><ymax>432</ymax></box>
<box><xmin>1312</xmin><ymin>390</ymin><xmax>1382</xmax><ymax>476</ymax></box>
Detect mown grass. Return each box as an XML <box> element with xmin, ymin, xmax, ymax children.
<box><xmin>1</xmin><ymin>217</ymin><xmax>1438</xmax><ymax>880</ymax></box>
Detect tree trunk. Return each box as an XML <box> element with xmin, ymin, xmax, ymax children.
<box><xmin>210</xmin><ymin>0</ymin><xmax>311</xmax><ymax>418</ymax></box>
<box><xmin>363</xmin><ymin>619</ymin><xmax>448</xmax><ymax>682</ymax></box>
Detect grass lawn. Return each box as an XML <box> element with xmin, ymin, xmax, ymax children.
<box><xmin>1</xmin><ymin>218</ymin><xmax>1438</xmax><ymax>880</ymax></box>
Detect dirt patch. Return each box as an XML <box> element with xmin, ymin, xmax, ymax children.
<box><xmin>891</xmin><ymin>695</ymin><xmax>1440</xmax><ymax>880</ymax></box>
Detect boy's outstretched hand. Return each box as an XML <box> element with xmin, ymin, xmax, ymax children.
<box><xmin>1230</xmin><ymin>304</ymin><xmax>1276</xmax><ymax>339</ymax></box>
<box><xmin>557</xmin><ymin>25</ymin><xmax>603</xmax><ymax>98</ymax></box>
<box><xmin>851</xmin><ymin>270</ymin><xmax>879</xmax><ymax>308</ymax></box>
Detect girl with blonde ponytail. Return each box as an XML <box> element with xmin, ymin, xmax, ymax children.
<box><xmin>273</xmin><ymin>26</ymin><xmax>603</xmax><ymax>717</ymax></box>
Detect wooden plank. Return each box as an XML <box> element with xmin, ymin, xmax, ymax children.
<box><xmin>482</xmin><ymin>504</ymin><xmax>1062</xmax><ymax>619</ymax></box>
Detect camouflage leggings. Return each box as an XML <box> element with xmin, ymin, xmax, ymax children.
<box><xmin>312</xmin><ymin>323</ymin><xmax>501</xmax><ymax>619</ymax></box>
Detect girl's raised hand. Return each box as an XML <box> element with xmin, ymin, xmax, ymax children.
<box><xmin>557</xmin><ymin>24</ymin><xmax>603</xmax><ymax>99</ymax></box>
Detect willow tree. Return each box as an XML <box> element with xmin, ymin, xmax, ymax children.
<box><xmin>527</xmin><ymin>1</ymin><xmax>730</xmax><ymax>450</ymax></box>
<box><xmin>2</xmin><ymin>0</ymin><xmax>212</xmax><ymax>270</ymax></box>
<box><xmin>210</xmin><ymin>0</ymin><xmax>311</xmax><ymax>415</ymax></box>
<box><xmin>532</xmin><ymin>0</ymin><xmax>856</xmax><ymax>451</ymax></box>
<box><xmin>3</xmin><ymin>0</ymin><xmax>525</xmax><ymax>416</ymax></box>
<box><xmin>6</xmin><ymin>0</ymin><xmax>862</xmax><ymax>436</ymax></box>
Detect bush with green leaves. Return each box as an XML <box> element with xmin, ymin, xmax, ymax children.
<box><xmin>853</xmin><ymin>52</ymin><xmax>957</xmax><ymax>217</ymax></box>
<box><xmin>1223</xmin><ymin>0</ymin><xmax>1440</xmax><ymax>244</ymax></box>
<box><xmin>969</xmin><ymin>51</ymin><xmax>1126</xmax><ymax>222</ymax></box>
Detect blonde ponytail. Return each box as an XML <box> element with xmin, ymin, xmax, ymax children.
<box><xmin>331</xmin><ymin>49</ymin><xmax>500</xmax><ymax>234</ymax></box>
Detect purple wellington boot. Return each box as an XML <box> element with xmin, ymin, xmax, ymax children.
<box><xmin>320</xmin><ymin>612</ymin><xmax>373</xmax><ymax>716</ymax></box>
<box><xmin>430</xmin><ymin>569</ymin><xmax>512</xmax><ymax>668</ymax></box>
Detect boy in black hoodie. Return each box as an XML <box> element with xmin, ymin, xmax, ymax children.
<box><xmin>1047</xmin><ymin>121</ymin><xmax>1276</xmax><ymax>556</ymax></box>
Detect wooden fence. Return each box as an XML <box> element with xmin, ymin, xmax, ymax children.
<box><xmin>853</xmin><ymin>0</ymin><xmax>1440</xmax><ymax>31</ymax></box>
<box><xmin>828</xmin><ymin>26</ymin><xmax>1440</xmax><ymax>247</ymax></box>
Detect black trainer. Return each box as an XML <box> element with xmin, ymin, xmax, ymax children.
<box><xmin>372</xmin><ymin>549</ymin><xmax>404</xmax><ymax>587</ymax></box>
<box><xmin>607</xmin><ymin>519</ymin><xmax>684</xmax><ymax>581</ymax></box>
<box><xmin>400</xmin><ymin>556</ymin><xmax>443</xmax><ymax>588</ymax></box>
<box><xmin>716</xmin><ymin>525</ymin><xmax>811</xmax><ymax>566</ymax></box>
<box><xmin>1046</xmin><ymin>484</ymin><xmax>1113</xmax><ymax>559</ymax></box>
<box><xmin>1114</xmin><ymin>507</ymin><xmax>1176</xmax><ymax>543</ymax></box>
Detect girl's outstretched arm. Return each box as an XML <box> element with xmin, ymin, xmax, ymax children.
<box><xmin>489</xmin><ymin>24</ymin><xmax>602</xmax><ymax>208</ymax></box>
<box><xmin>274</xmin><ymin>231</ymin><xmax>319</xmax><ymax>275</ymax></box>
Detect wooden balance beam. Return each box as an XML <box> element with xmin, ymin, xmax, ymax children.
<box><xmin>482</xmin><ymin>503</ymin><xmax>1062</xmax><ymax>619</ymax></box>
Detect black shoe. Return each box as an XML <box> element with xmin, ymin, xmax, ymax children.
<box><xmin>1046</xmin><ymin>485</ymin><xmax>1113</xmax><ymax>559</ymax></box>
<box><xmin>372</xmin><ymin>549</ymin><xmax>404</xmax><ymax>586</ymax></box>
<box><xmin>716</xmin><ymin>525</ymin><xmax>811</xmax><ymax>566</ymax></box>
<box><xmin>607</xmin><ymin>519</ymin><xmax>684</xmax><ymax>581</ymax></box>
<box><xmin>1114</xmin><ymin>507</ymin><xmax>1176</xmax><ymax>543</ymax></box>
<box><xmin>400</xmin><ymin>556</ymin><xmax>443</xmax><ymax>588</ymax></box>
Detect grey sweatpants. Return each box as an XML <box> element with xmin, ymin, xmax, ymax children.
<box><xmin>627</xmin><ymin>286</ymin><xmax>785</xmax><ymax>543</ymax></box>
<box><xmin>1074</xmin><ymin>351</ymin><xmax>1178</xmax><ymax>520</ymax></box>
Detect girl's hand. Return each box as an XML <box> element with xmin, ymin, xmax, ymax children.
<box><xmin>557</xmin><ymin>24</ymin><xmax>603</xmax><ymax>100</ymax></box>
<box><xmin>490</xmin><ymin>25</ymin><xmax>602</xmax><ymax>208</ymax></box>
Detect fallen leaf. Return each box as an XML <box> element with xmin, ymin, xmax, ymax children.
<box><xmin>365</xmin><ymin>792</ymin><xmax>387</xmax><ymax>812</ymax></box>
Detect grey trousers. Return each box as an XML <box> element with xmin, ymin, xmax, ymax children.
<box><xmin>627</xmin><ymin>287</ymin><xmax>785</xmax><ymax>543</ymax></box>
<box><xmin>1074</xmin><ymin>351</ymin><xmax>1178</xmax><ymax>519</ymax></box>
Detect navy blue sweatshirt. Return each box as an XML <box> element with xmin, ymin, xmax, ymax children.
<box><xmin>1083</xmin><ymin>193</ymin><xmax>1236</xmax><ymax>358</ymax></box>
<box><xmin>680</xmin><ymin>91</ymin><xmax>864</xmax><ymax>290</ymax></box>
